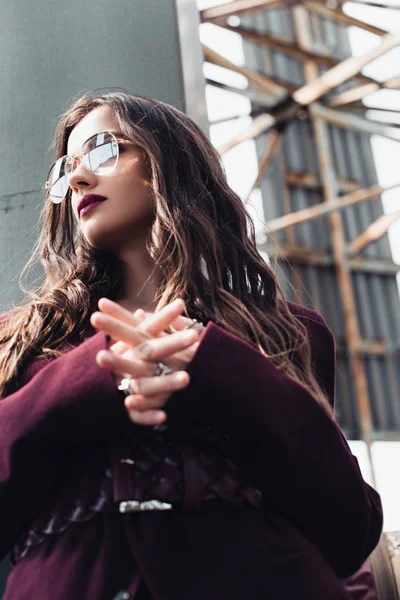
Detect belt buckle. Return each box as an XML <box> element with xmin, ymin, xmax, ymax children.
<box><xmin>119</xmin><ymin>500</ymin><xmax>173</xmax><ymax>513</ymax></box>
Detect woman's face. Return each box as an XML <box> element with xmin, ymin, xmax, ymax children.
<box><xmin>67</xmin><ymin>105</ymin><xmax>154</xmax><ymax>254</ymax></box>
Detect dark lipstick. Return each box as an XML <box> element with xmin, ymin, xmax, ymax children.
<box><xmin>77</xmin><ymin>194</ymin><xmax>107</xmax><ymax>218</ymax></box>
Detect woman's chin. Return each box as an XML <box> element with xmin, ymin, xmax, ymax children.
<box><xmin>79</xmin><ymin>209</ymin><xmax>154</xmax><ymax>254</ymax></box>
<box><xmin>81</xmin><ymin>223</ymin><xmax>121</xmax><ymax>253</ymax></box>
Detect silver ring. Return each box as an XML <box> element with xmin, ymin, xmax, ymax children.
<box><xmin>184</xmin><ymin>319</ymin><xmax>204</xmax><ymax>332</ymax></box>
<box><xmin>118</xmin><ymin>376</ymin><xmax>136</xmax><ymax>397</ymax></box>
<box><xmin>154</xmin><ymin>362</ymin><xmax>173</xmax><ymax>377</ymax></box>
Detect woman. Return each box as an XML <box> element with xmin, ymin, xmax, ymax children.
<box><xmin>0</xmin><ymin>91</ymin><xmax>382</xmax><ymax>600</ymax></box>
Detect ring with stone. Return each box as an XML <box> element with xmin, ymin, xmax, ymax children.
<box><xmin>154</xmin><ymin>362</ymin><xmax>173</xmax><ymax>377</ymax></box>
<box><xmin>118</xmin><ymin>376</ymin><xmax>136</xmax><ymax>397</ymax></box>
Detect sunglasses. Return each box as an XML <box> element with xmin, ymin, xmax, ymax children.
<box><xmin>45</xmin><ymin>131</ymin><xmax>131</xmax><ymax>204</ymax></box>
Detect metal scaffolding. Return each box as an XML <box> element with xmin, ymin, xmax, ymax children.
<box><xmin>200</xmin><ymin>0</ymin><xmax>400</xmax><ymax>452</ymax></box>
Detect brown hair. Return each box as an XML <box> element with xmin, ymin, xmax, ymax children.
<box><xmin>0</xmin><ymin>91</ymin><xmax>333</xmax><ymax>414</ymax></box>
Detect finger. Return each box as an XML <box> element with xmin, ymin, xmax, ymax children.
<box><xmin>133</xmin><ymin>371</ymin><xmax>189</xmax><ymax>396</ymax></box>
<box><xmin>99</xmin><ymin>297</ymin><xmax>185</xmax><ymax>336</ymax></box>
<box><xmin>91</xmin><ymin>299</ymin><xmax>186</xmax><ymax>345</ymax></box>
<box><xmin>137</xmin><ymin>310</ymin><xmax>170</xmax><ymax>337</ymax></box>
<box><xmin>140</xmin><ymin>299</ymin><xmax>186</xmax><ymax>336</ymax></box>
<box><xmin>171</xmin><ymin>341</ymin><xmax>200</xmax><ymax>366</ymax></box>
<box><xmin>91</xmin><ymin>312</ymin><xmax>151</xmax><ymax>346</ymax></box>
<box><xmin>96</xmin><ymin>350</ymin><xmax>156</xmax><ymax>378</ymax></box>
<box><xmin>126</xmin><ymin>408</ymin><xmax>167</xmax><ymax>426</ymax></box>
<box><xmin>98</xmin><ymin>298</ymin><xmax>143</xmax><ymax>326</ymax></box>
<box><xmin>124</xmin><ymin>394</ymin><xmax>168</xmax><ymax>411</ymax></box>
<box><xmin>133</xmin><ymin>308</ymin><xmax>147</xmax><ymax>322</ymax></box>
<box><xmin>133</xmin><ymin>329</ymin><xmax>198</xmax><ymax>361</ymax></box>
<box><xmin>170</xmin><ymin>316</ymin><xmax>206</xmax><ymax>339</ymax></box>
<box><xmin>109</xmin><ymin>340</ymin><xmax>130</xmax><ymax>355</ymax></box>
<box><xmin>170</xmin><ymin>314</ymin><xmax>194</xmax><ymax>331</ymax></box>
<box><xmin>128</xmin><ymin>308</ymin><xmax>170</xmax><ymax>338</ymax></box>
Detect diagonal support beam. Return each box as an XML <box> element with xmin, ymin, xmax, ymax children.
<box><xmin>209</xmin><ymin>112</ymin><xmax>256</xmax><ymax>126</ymax></box>
<box><xmin>285</xmin><ymin>171</ymin><xmax>359</xmax><ymax>193</ymax></box>
<box><xmin>219</xmin><ymin>22</ymin><xmax>383</xmax><ymax>88</ymax></box>
<box><xmin>205</xmin><ymin>78</ymin><xmax>280</xmax><ymax>108</ymax></box>
<box><xmin>265</xmin><ymin>181</ymin><xmax>400</xmax><ymax>232</ymax></box>
<box><xmin>348</xmin><ymin>210</ymin><xmax>400</xmax><ymax>255</ymax></box>
<box><xmin>217</xmin><ymin>113</ymin><xmax>276</xmax><ymax>155</ymax></box>
<box><xmin>311</xmin><ymin>103</ymin><xmax>400</xmax><ymax>141</ymax></box>
<box><xmin>216</xmin><ymin>94</ymin><xmax>302</xmax><ymax>155</ymax></box>
<box><xmin>304</xmin><ymin>1</ymin><xmax>389</xmax><ymax>36</ymax></box>
<box><xmin>330</xmin><ymin>75</ymin><xmax>400</xmax><ymax>107</ymax></box>
<box><xmin>261</xmin><ymin>242</ymin><xmax>400</xmax><ymax>275</ymax></box>
<box><xmin>293</xmin><ymin>32</ymin><xmax>400</xmax><ymax>106</ymax></box>
<box><xmin>244</xmin><ymin>130</ymin><xmax>281</xmax><ymax>202</ymax></box>
<box><xmin>206</xmin><ymin>34</ymin><xmax>400</xmax><ymax>153</ymax></box>
<box><xmin>221</xmin><ymin>23</ymin><xmax>337</xmax><ymax>67</ymax></box>
<box><xmin>203</xmin><ymin>44</ymin><xmax>288</xmax><ymax>100</ymax></box>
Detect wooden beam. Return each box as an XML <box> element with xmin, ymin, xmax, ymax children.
<box><xmin>330</xmin><ymin>83</ymin><xmax>380</xmax><ymax>107</ymax></box>
<box><xmin>220</xmin><ymin>23</ymin><xmax>381</xmax><ymax>88</ymax></box>
<box><xmin>277</xmin><ymin>139</ymin><xmax>300</xmax><ymax>252</ymax></box>
<box><xmin>285</xmin><ymin>171</ymin><xmax>359</xmax><ymax>193</ymax></box>
<box><xmin>217</xmin><ymin>113</ymin><xmax>276</xmax><ymax>155</ymax></box>
<box><xmin>244</xmin><ymin>130</ymin><xmax>281</xmax><ymax>202</ymax></box>
<box><xmin>205</xmin><ymin>78</ymin><xmax>278</xmax><ymax>108</ymax></box>
<box><xmin>222</xmin><ymin>23</ymin><xmax>336</xmax><ymax>67</ymax></box>
<box><xmin>348</xmin><ymin>210</ymin><xmax>400</xmax><ymax>255</ymax></box>
<box><xmin>311</xmin><ymin>103</ymin><xmax>400</xmax><ymax>142</ymax></box>
<box><xmin>209</xmin><ymin>113</ymin><xmax>250</xmax><ymax>126</ymax></box>
<box><xmin>201</xmin><ymin>0</ymin><xmax>285</xmax><ymax>22</ymax></box>
<box><xmin>304</xmin><ymin>1</ymin><xmax>389</xmax><ymax>36</ymax></box>
<box><xmin>384</xmin><ymin>75</ymin><xmax>400</xmax><ymax>90</ymax></box>
<box><xmin>359</xmin><ymin>339</ymin><xmax>387</xmax><ymax>356</ymax></box>
<box><xmin>330</xmin><ymin>75</ymin><xmax>400</xmax><ymax>107</ymax></box>
<box><xmin>336</xmin><ymin>338</ymin><xmax>388</xmax><ymax>357</ymax></box>
<box><xmin>217</xmin><ymin>93</ymin><xmax>302</xmax><ymax>155</ymax></box>
<box><xmin>205</xmin><ymin>35</ymin><xmax>400</xmax><ymax>141</ymax></box>
<box><xmin>339</xmin><ymin>181</ymin><xmax>400</xmax><ymax>205</ymax></box>
<box><xmin>262</xmin><ymin>243</ymin><xmax>400</xmax><ymax>274</ymax></box>
<box><xmin>293</xmin><ymin>33</ymin><xmax>400</xmax><ymax>106</ymax></box>
<box><xmin>349</xmin><ymin>256</ymin><xmax>400</xmax><ymax>276</ymax></box>
<box><xmin>293</xmin><ymin>4</ymin><xmax>375</xmax><ymax>451</ymax></box>
<box><xmin>335</xmin><ymin>104</ymin><xmax>399</xmax><ymax>114</ymax></box>
<box><xmin>209</xmin><ymin>110</ymin><xmax>264</xmax><ymax>125</ymax></box>
<box><xmin>214</xmin><ymin>73</ymin><xmax>400</xmax><ymax>155</ymax></box>
<box><xmin>265</xmin><ymin>181</ymin><xmax>400</xmax><ymax>232</ymax></box>
<box><xmin>203</xmin><ymin>44</ymin><xmax>288</xmax><ymax>100</ymax></box>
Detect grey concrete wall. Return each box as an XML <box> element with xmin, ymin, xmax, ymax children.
<box><xmin>0</xmin><ymin>0</ymin><xmax>206</xmax><ymax>313</ymax></box>
<box><xmin>0</xmin><ymin>0</ymin><xmax>206</xmax><ymax>594</ymax></box>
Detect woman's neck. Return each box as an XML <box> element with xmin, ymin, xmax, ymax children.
<box><xmin>116</xmin><ymin>247</ymin><xmax>160</xmax><ymax>314</ymax></box>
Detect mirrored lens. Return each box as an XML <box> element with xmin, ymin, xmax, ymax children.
<box><xmin>46</xmin><ymin>132</ymin><xmax>119</xmax><ymax>204</ymax></box>
<box><xmin>47</xmin><ymin>157</ymin><xmax>69</xmax><ymax>204</ymax></box>
<box><xmin>82</xmin><ymin>132</ymin><xmax>118</xmax><ymax>175</ymax></box>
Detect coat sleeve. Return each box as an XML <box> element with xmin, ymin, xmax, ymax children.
<box><xmin>0</xmin><ymin>331</ymin><xmax>132</xmax><ymax>560</ymax></box>
<box><xmin>166</xmin><ymin>317</ymin><xmax>383</xmax><ymax>579</ymax></box>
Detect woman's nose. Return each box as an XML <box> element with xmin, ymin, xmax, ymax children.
<box><xmin>68</xmin><ymin>160</ymin><xmax>98</xmax><ymax>195</ymax></box>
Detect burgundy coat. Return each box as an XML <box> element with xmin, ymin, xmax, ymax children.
<box><xmin>0</xmin><ymin>303</ymin><xmax>382</xmax><ymax>599</ymax></box>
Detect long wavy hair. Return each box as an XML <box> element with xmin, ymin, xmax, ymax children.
<box><xmin>0</xmin><ymin>91</ymin><xmax>333</xmax><ymax>414</ymax></box>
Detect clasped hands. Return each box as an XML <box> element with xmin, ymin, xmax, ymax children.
<box><xmin>90</xmin><ymin>298</ymin><xmax>203</xmax><ymax>426</ymax></box>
